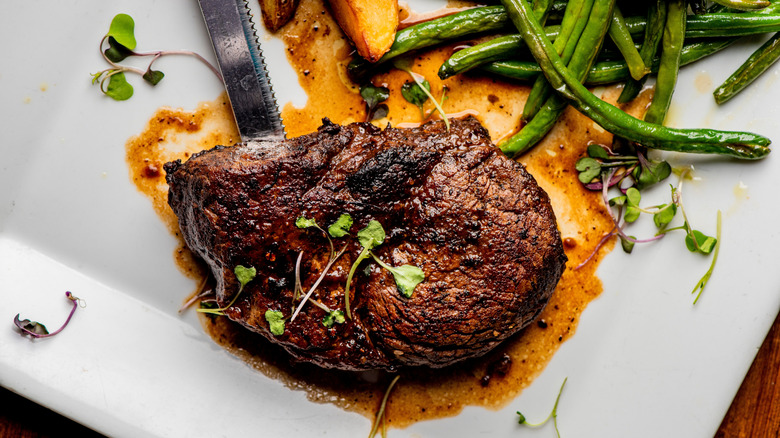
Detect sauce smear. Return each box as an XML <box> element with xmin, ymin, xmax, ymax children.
<box><xmin>125</xmin><ymin>0</ymin><xmax>652</xmax><ymax>430</ymax></box>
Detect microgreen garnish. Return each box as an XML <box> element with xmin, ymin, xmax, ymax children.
<box><xmin>516</xmin><ymin>377</ymin><xmax>567</xmax><ymax>438</ymax></box>
<box><xmin>92</xmin><ymin>13</ymin><xmax>221</xmax><ymax>101</ymax></box>
<box><xmin>323</xmin><ymin>310</ymin><xmax>346</xmax><ymax>328</ymax></box>
<box><xmin>401</xmin><ymin>79</ymin><xmax>431</xmax><ymax>120</ymax></box>
<box><xmin>575</xmin><ymin>145</ymin><xmax>721</xmax><ymax>303</ymax></box>
<box><xmin>197</xmin><ymin>265</ymin><xmax>256</xmax><ymax>316</ymax></box>
<box><xmin>291</xmin><ymin>245</ymin><xmax>347</xmax><ymax>321</ymax></box>
<box><xmin>14</xmin><ymin>291</ymin><xmax>84</xmax><ymax>339</ymax></box>
<box><xmin>297</xmin><ymin>215</ymin><xmax>335</xmax><ymax>259</ymax></box>
<box><xmin>360</xmin><ymin>84</ymin><xmax>390</xmax><ymax>122</ymax></box>
<box><xmin>344</xmin><ymin>220</ymin><xmax>385</xmax><ymax>319</ymax></box>
<box><xmin>692</xmin><ymin>211</ymin><xmax>722</xmax><ymax>304</ymax></box>
<box><xmin>368</xmin><ymin>375</ymin><xmax>401</xmax><ymax>438</ymax></box>
<box><xmin>393</xmin><ymin>57</ymin><xmax>450</xmax><ymax>131</ymax></box>
<box><xmin>344</xmin><ymin>220</ymin><xmax>425</xmax><ymax>318</ymax></box>
<box><xmin>328</xmin><ymin>213</ymin><xmax>354</xmax><ymax>238</ymax></box>
<box><xmin>265</xmin><ymin>310</ymin><xmax>286</xmax><ymax>336</ymax></box>
<box><xmin>370</xmin><ymin>254</ymin><xmax>425</xmax><ymax>298</ymax></box>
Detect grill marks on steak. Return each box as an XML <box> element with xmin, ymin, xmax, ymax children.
<box><xmin>165</xmin><ymin>117</ymin><xmax>566</xmax><ymax>370</ymax></box>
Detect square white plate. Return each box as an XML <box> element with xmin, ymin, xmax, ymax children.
<box><xmin>2</xmin><ymin>1</ymin><xmax>779</xmax><ymax>437</ymax></box>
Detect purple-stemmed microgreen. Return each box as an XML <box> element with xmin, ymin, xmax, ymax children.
<box><xmin>178</xmin><ymin>275</ymin><xmax>212</xmax><ymax>313</ymax></box>
<box><xmin>91</xmin><ymin>13</ymin><xmax>221</xmax><ymax>101</ymax></box>
<box><xmin>292</xmin><ymin>215</ymin><xmax>354</xmax><ymax>325</ymax></box>
<box><xmin>516</xmin><ymin>377</ymin><xmax>568</xmax><ymax>438</ymax></box>
<box><xmin>14</xmin><ymin>292</ymin><xmax>84</xmax><ymax>339</ymax></box>
<box><xmin>198</xmin><ymin>265</ymin><xmax>256</xmax><ymax>316</ymax></box>
<box><xmin>576</xmin><ymin>152</ymin><xmax>720</xmax><ymax>302</ymax></box>
<box><xmin>368</xmin><ymin>375</ymin><xmax>401</xmax><ymax>438</ymax></box>
<box><xmin>291</xmin><ymin>245</ymin><xmax>348</xmax><ymax>322</ymax></box>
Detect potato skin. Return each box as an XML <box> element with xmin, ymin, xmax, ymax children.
<box><xmin>259</xmin><ymin>0</ymin><xmax>299</xmax><ymax>32</ymax></box>
<box><xmin>327</xmin><ymin>0</ymin><xmax>399</xmax><ymax>62</ymax></box>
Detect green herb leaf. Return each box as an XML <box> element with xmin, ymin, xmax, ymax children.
<box><xmin>685</xmin><ymin>230</ymin><xmax>717</xmax><ymax>254</ymax></box>
<box><xmin>234</xmin><ymin>265</ymin><xmax>257</xmax><ymax>288</ymax></box>
<box><xmin>104</xmin><ymin>37</ymin><xmax>135</xmax><ymax>62</ymax></box>
<box><xmin>322</xmin><ymin>310</ymin><xmax>346</xmax><ymax>327</ymax></box>
<box><xmin>357</xmin><ymin>220</ymin><xmax>385</xmax><ymax>250</ymax></box>
<box><xmin>516</xmin><ymin>411</ymin><xmax>527</xmax><ymax>425</ymax></box>
<box><xmin>388</xmin><ymin>264</ymin><xmax>424</xmax><ymax>298</ymax></box>
<box><xmin>401</xmin><ymin>79</ymin><xmax>431</xmax><ymax>107</ymax></box>
<box><xmin>105</xmin><ymin>72</ymin><xmax>134</xmax><ymax>101</ymax></box>
<box><xmin>609</xmin><ymin>195</ymin><xmax>627</xmax><ymax>207</ymax></box>
<box><xmin>620</xmin><ymin>235</ymin><xmax>635</xmax><ymax>253</ymax></box>
<box><xmin>587</xmin><ymin>144</ymin><xmax>610</xmax><ymax>159</ymax></box>
<box><xmin>142</xmin><ymin>68</ymin><xmax>165</xmax><ymax>86</ymax></box>
<box><xmin>360</xmin><ymin>84</ymin><xmax>390</xmax><ymax>109</ymax></box>
<box><xmin>328</xmin><ymin>214</ymin><xmax>354</xmax><ymax>238</ymax></box>
<box><xmin>634</xmin><ymin>159</ymin><xmax>672</xmax><ymax>190</ymax></box>
<box><xmin>106</xmin><ymin>13</ymin><xmax>137</xmax><ymax>50</ymax></box>
<box><xmin>265</xmin><ymin>310</ymin><xmax>285</xmax><ymax>336</ymax></box>
<box><xmin>575</xmin><ymin>157</ymin><xmax>601</xmax><ymax>184</ymax></box>
<box><xmin>624</xmin><ymin>188</ymin><xmax>641</xmax><ymax>223</ymax></box>
<box><xmin>295</xmin><ymin>216</ymin><xmax>318</xmax><ymax>229</ymax></box>
<box><xmin>653</xmin><ymin>203</ymin><xmax>677</xmax><ymax>229</ymax></box>
<box><xmin>14</xmin><ymin>317</ymin><xmax>49</xmax><ymax>336</ymax></box>
<box><xmin>360</xmin><ymin>84</ymin><xmax>390</xmax><ymax>121</ymax></box>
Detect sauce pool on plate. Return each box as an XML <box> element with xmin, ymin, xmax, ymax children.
<box><xmin>124</xmin><ymin>0</ymin><xmax>651</xmax><ymax>428</ymax></box>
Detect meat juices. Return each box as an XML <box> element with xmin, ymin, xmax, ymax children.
<box><xmin>165</xmin><ymin>116</ymin><xmax>567</xmax><ymax>370</ymax></box>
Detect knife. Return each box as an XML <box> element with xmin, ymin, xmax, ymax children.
<box><xmin>197</xmin><ymin>0</ymin><xmax>285</xmax><ymax>141</ymax></box>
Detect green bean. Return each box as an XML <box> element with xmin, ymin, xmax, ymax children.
<box><xmin>499</xmin><ymin>0</ymin><xmax>770</xmax><ymax>159</ymax></box>
<box><xmin>348</xmin><ymin>6</ymin><xmax>511</xmax><ymax>81</ymax></box>
<box><xmin>481</xmin><ymin>38</ymin><xmax>737</xmax><ymax>85</ymax></box>
<box><xmin>608</xmin><ymin>5</ymin><xmax>648</xmax><ymax>80</ymax></box>
<box><xmin>714</xmin><ymin>31</ymin><xmax>780</xmax><ymax>104</ymax></box>
<box><xmin>644</xmin><ymin>0</ymin><xmax>686</xmax><ymax>125</ymax></box>
<box><xmin>502</xmin><ymin>0</ymin><xmax>615</xmax><ymax>156</ymax></box>
<box><xmin>440</xmin><ymin>10</ymin><xmax>780</xmax><ymax>79</ymax></box>
<box><xmin>710</xmin><ymin>0</ymin><xmax>771</xmax><ymax>11</ymax></box>
<box><xmin>514</xmin><ymin>0</ymin><xmax>557</xmax><ymax>121</ymax></box>
<box><xmin>523</xmin><ymin>0</ymin><xmax>595</xmax><ymax>121</ymax></box>
<box><xmin>618</xmin><ymin>0</ymin><xmax>666</xmax><ymax>103</ymax></box>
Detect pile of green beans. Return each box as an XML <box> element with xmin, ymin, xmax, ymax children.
<box><xmin>348</xmin><ymin>1</ymin><xmax>778</xmax><ymax>158</ymax></box>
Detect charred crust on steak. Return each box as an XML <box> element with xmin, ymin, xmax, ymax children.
<box><xmin>165</xmin><ymin>116</ymin><xmax>567</xmax><ymax>370</ymax></box>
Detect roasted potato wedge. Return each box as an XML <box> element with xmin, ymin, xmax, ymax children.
<box><xmin>327</xmin><ymin>0</ymin><xmax>399</xmax><ymax>62</ymax></box>
<box><xmin>259</xmin><ymin>0</ymin><xmax>299</xmax><ymax>32</ymax></box>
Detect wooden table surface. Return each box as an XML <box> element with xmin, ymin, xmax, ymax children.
<box><xmin>3</xmin><ymin>311</ymin><xmax>779</xmax><ymax>437</ymax></box>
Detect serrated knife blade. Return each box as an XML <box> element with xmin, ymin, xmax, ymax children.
<box><xmin>197</xmin><ymin>0</ymin><xmax>285</xmax><ymax>141</ymax></box>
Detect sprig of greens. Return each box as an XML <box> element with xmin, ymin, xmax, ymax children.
<box><xmin>516</xmin><ymin>377</ymin><xmax>567</xmax><ymax>438</ymax></box>
<box><xmin>393</xmin><ymin>57</ymin><xmax>450</xmax><ymax>131</ymax></box>
<box><xmin>360</xmin><ymin>84</ymin><xmax>390</xmax><ymax>122</ymax></box>
<box><xmin>692</xmin><ymin>211</ymin><xmax>722</xmax><ymax>304</ymax></box>
<box><xmin>344</xmin><ymin>219</ymin><xmax>426</xmax><ymax>319</ymax></box>
<box><xmin>368</xmin><ymin>375</ymin><xmax>401</xmax><ymax>438</ymax></box>
<box><xmin>198</xmin><ymin>265</ymin><xmax>256</xmax><ymax>316</ymax></box>
<box><xmin>13</xmin><ymin>291</ymin><xmax>85</xmax><ymax>339</ymax></box>
<box><xmin>291</xmin><ymin>215</ymin><xmax>354</xmax><ymax>324</ymax></box>
<box><xmin>576</xmin><ymin>151</ymin><xmax>720</xmax><ymax>303</ymax></box>
<box><xmin>92</xmin><ymin>13</ymin><xmax>221</xmax><ymax>101</ymax></box>
<box><xmin>344</xmin><ymin>220</ymin><xmax>385</xmax><ymax>319</ymax></box>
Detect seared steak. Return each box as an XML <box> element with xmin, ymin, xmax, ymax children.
<box><xmin>165</xmin><ymin>117</ymin><xmax>566</xmax><ymax>370</ymax></box>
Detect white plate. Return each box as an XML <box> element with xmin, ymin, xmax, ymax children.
<box><xmin>2</xmin><ymin>1</ymin><xmax>779</xmax><ymax>437</ymax></box>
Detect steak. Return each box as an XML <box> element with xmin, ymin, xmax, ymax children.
<box><xmin>165</xmin><ymin>116</ymin><xmax>566</xmax><ymax>371</ymax></box>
